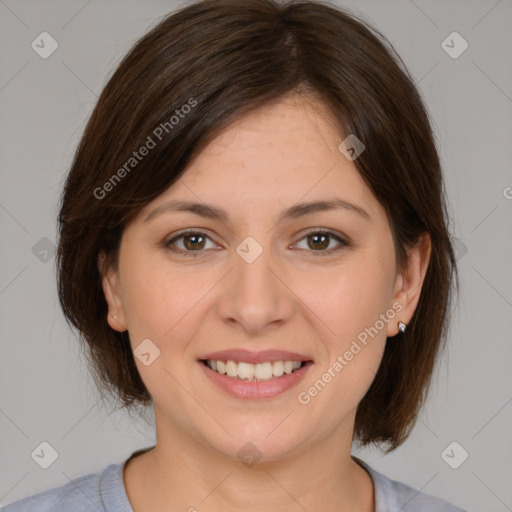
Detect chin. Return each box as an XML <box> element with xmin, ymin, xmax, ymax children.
<box><xmin>199</xmin><ymin>418</ymin><xmax>305</xmax><ymax>464</ymax></box>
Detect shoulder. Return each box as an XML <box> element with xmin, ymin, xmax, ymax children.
<box><xmin>1</xmin><ymin>462</ymin><xmax>128</xmax><ymax>512</ymax></box>
<box><xmin>352</xmin><ymin>456</ymin><xmax>468</xmax><ymax>512</ymax></box>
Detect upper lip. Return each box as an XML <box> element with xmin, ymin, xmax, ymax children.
<box><xmin>199</xmin><ymin>349</ymin><xmax>313</xmax><ymax>364</ymax></box>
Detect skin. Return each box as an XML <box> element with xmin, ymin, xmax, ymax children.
<box><xmin>100</xmin><ymin>92</ymin><xmax>431</xmax><ymax>512</ymax></box>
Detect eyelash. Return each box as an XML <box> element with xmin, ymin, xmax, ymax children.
<box><xmin>163</xmin><ymin>228</ymin><xmax>349</xmax><ymax>258</ymax></box>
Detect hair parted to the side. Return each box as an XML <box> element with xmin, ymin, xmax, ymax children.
<box><xmin>56</xmin><ymin>0</ymin><xmax>458</xmax><ymax>453</ymax></box>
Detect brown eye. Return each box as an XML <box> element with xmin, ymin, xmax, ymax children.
<box><xmin>165</xmin><ymin>231</ymin><xmax>217</xmax><ymax>256</ymax></box>
<box><xmin>181</xmin><ymin>233</ymin><xmax>207</xmax><ymax>250</ymax></box>
<box><xmin>294</xmin><ymin>230</ymin><xmax>348</xmax><ymax>256</ymax></box>
<box><xmin>307</xmin><ymin>233</ymin><xmax>330</xmax><ymax>250</ymax></box>
<box><xmin>165</xmin><ymin>229</ymin><xmax>348</xmax><ymax>258</ymax></box>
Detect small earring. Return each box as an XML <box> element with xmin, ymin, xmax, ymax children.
<box><xmin>398</xmin><ymin>321</ymin><xmax>406</xmax><ymax>333</ymax></box>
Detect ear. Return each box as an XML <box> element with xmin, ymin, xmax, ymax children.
<box><xmin>387</xmin><ymin>233</ymin><xmax>432</xmax><ymax>337</ymax></box>
<box><xmin>98</xmin><ymin>251</ymin><xmax>128</xmax><ymax>332</ymax></box>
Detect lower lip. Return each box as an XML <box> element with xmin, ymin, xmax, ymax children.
<box><xmin>198</xmin><ymin>361</ymin><xmax>313</xmax><ymax>399</ymax></box>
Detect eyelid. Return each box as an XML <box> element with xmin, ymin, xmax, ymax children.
<box><xmin>295</xmin><ymin>227</ymin><xmax>347</xmax><ymax>242</ymax></box>
<box><xmin>165</xmin><ymin>228</ymin><xmax>221</xmax><ymax>252</ymax></box>
<box><xmin>291</xmin><ymin>228</ymin><xmax>349</xmax><ymax>255</ymax></box>
<box><xmin>164</xmin><ymin>227</ymin><xmax>349</xmax><ymax>256</ymax></box>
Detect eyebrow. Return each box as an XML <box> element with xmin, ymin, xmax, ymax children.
<box><xmin>143</xmin><ymin>198</ymin><xmax>371</xmax><ymax>224</ymax></box>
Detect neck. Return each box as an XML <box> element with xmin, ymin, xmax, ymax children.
<box><xmin>123</xmin><ymin>410</ymin><xmax>375</xmax><ymax>512</ymax></box>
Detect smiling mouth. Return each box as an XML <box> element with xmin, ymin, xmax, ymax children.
<box><xmin>200</xmin><ymin>359</ymin><xmax>312</xmax><ymax>381</ymax></box>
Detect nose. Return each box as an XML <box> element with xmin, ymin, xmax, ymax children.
<box><xmin>216</xmin><ymin>238</ymin><xmax>294</xmax><ymax>336</ymax></box>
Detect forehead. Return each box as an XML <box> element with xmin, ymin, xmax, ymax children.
<box><xmin>139</xmin><ymin>94</ymin><xmax>384</xmax><ymax>225</ymax></box>
<box><xmin>189</xmin><ymin>93</ymin><xmax>345</xmax><ymax>178</ymax></box>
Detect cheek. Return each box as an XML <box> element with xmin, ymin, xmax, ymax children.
<box><xmin>298</xmin><ymin>250</ymin><xmax>396</xmax><ymax>343</ymax></box>
<box><xmin>117</xmin><ymin>258</ymin><xmax>209</xmax><ymax>410</ymax></box>
<box><xmin>119</xmin><ymin>253</ymin><xmax>218</xmax><ymax>356</ymax></box>
<box><xmin>293</xmin><ymin>251</ymin><xmax>395</xmax><ymax>410</ymax></box>
<box><xmin>121</xmin><ymin>272</ymin><xmax>171</xmax><ymax>341</ymax></box>
<box><xmin>120</xmin><ymin>247</ymin><xmax>180</xmax><ymax>330</ymax></box>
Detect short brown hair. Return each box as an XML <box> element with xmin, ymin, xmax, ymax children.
<box><xmin>56</xmin><ymin>0</ymin><xmax>458</xmax><ymax>453</ymax></box>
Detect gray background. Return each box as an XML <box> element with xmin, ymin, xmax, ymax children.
<box><xmin>1</xmin><ymin>0</ymin><xmax>511</xmax><ymax>510</ymax></box>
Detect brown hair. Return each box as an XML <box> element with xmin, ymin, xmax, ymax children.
<box><xmin>56</xmin><ymin>0</ymin><xmax>458</xmax><ymax>453</ymax></box>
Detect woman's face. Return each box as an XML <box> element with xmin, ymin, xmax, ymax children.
<box><xmin>102</xmin><ymin>93</ymin><xmax>425</xmax><ymax>463</ymax></box>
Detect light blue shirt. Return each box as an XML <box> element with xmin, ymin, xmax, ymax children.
<box><xmin>2</xmin><ymin>450</ymin><xmax>467</xmax><ymax>511</ymax></box>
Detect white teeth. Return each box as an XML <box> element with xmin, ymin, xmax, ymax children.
<box><xmin>226</xmin><ymin>360</ymin><xmax>238</xmax><ymax>377</ymax></box>
<box><xmin>254</xmin><ymin>362</ymin><xmax>273</xmax><ymax>380</ymax></box>
<box><xmin>237</xmin><ymin>362</ymin><xmax>255</xmax><ymax>380</ymax></box>
<box><xmin>205</xmin><ymin>359</ymin><xmax>305</xmax><ymax>380</ymax></box>
<box><xmin>273</xmin><ymin>361</ymin><xmax>284</xmax><ymax>377</ymax></box>
<box><xmin>217</xmin><ymin>360</ymin><xmax>226</xmax><ymax>374</ymax></box>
